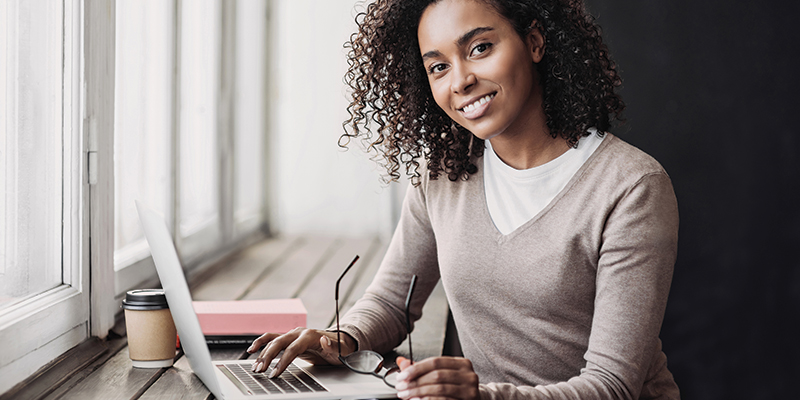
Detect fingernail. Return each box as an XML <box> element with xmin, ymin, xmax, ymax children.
<box><xmin>269</xmin><ymin>368</ymin><xmax>279</xmax><ymax>378</ymax></box>
<box><xmin>394</xmin><ymin>381</ymin><xmax>408</xmax><ymax>391</ymax></box>
<box><xmin>397</xmin><ymin>390</ymin><xmax>410</xmax><ymax>398</ymax></box>
<box><xmin>326</xmin><ymin>336</ymin><xmax>332</xmax><ymax>346</ymax></box>
<box><xmin>253</xmin><ymin>361</ymin><xmax>262</xmax><ymax>372</ymax></box>
<box><xmin>396</xmin><ymin>371</ymin><xmax>408</xmax><ymax>381</ymax></box>
<box><xmin>247</xmin><ymin>344</ymin><xmax>255</xmax><ymax>353</ymax></box>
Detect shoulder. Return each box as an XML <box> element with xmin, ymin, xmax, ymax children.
<box><xmin>594</xmin><ymin>133</ymin><xmax>668</xmax><ymax>177</ymax></box>
<box><xmin>581</xmin><ymin>133</ymin><xmax>673</xmax><ymax>194</ymax></box>
<box><xmin>407</xmin><ymin>156</ymin><xmax>485</xmax><ymax>225</ymax></box>
<box><xmin>563</xmin><ymin>133</ymin><xmax>678</xmax><ymax>228</ymax></box>
<box><xmin>415</xmin><ymin>156</ymin><xmax>483</xmax><ymax>198</ymax></box>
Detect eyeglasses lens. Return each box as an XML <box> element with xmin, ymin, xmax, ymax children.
<box><xmin>342</xmin><ymin>351</ymin><xmax>383</xmax><ymax>373</ymax></box>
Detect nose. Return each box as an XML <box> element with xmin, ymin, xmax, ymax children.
<box><xmin>450</xmin><ymin>62</ymin><xmax>476</xmax><ymax>94</ymax></box>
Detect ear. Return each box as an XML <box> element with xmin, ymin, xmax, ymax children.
<box><xmin>526</xmin><ymin>20</ymin><xmax>546</xmax><ymax>63</ymax></box>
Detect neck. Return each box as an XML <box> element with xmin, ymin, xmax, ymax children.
<box><xmin>488</xmin><ymin>116</ymin><xmax>570</xmax><ymax>170</ymax></box>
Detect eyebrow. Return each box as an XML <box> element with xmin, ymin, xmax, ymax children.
<box><xmin>421</xmin><ymin>26</ymin><xmax>495</xmax><ymax>61</ymax></box>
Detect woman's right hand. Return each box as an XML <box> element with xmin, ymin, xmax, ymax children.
<box><xmin>246</xmin><ymin>327</ymin><xmax>358</xmax><ymax>377</ymax></box>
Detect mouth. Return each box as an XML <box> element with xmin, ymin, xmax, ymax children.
<box><xmin>458</xmin><ymin>93</ymin><xmax>496</xmax><ymax>120</ymax></box>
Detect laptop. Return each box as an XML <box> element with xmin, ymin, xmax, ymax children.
<box><xmin>136</xmin><ymin>201</ymin><xmax>399</xmax><ymax>400</ymax></box>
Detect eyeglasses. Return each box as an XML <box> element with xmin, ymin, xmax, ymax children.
<box><xmin>334</xmin><ymin>255</ymin><xmax>417</xmax><ymax>388</ymax></box>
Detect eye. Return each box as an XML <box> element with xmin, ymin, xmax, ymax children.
<box><xmin>427</xmin><ymin>63</ymin><xmax>448</xmax><ymax>75</ymax></box>
<box><xmin>470</xmin><ymin>42</ymin><xmax>492</xmax><ymax>57</ymax></box>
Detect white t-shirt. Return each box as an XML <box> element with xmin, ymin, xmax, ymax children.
<box><xmin>484</xmin><ymin>130</ymin><xmax>605</xmax><ymax>235</ymax></box>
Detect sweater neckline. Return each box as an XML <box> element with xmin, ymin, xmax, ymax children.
<box><xmin>478</xmin><ymin>133</ymin><xmax>616</xmax><ymax>243</ymax></box>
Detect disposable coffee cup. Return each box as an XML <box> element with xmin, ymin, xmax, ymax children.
<box><xmin>122</xmin><ymin>289</ymin><xmax>177</xmax><ymax>368</ymax></box>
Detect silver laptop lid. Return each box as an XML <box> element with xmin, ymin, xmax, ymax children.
<box><xmin>136</xmin><ymin>201</ymin><xmax>224</xmax><ymax>398</ymax></box>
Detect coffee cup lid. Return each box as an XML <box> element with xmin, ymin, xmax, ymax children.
<box><xmin>122</xmin><ymin>289</ymin><xmax>170</xmax><ymax>310</ymax></box>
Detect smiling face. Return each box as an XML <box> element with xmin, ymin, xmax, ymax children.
<box><xmin>418</xmin><ymin>0</ymin><xmax>545</xmax><ymax>142</ymax></box>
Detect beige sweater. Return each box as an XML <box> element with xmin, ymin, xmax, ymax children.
<box><xmin>339</xmin><ymin>134</ymin><xmax>680</xmax><ymax>399</ymax></box>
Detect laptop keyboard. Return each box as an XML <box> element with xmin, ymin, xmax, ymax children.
<box><xmin>218</xmin><ymin>361</ymin><xmax>328</xmax><ymax>396</ymax></box>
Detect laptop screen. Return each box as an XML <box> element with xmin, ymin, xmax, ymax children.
<box><xmin>137</xmin><ymin>201</ymin><xmax>224</xmax><ymax>398</ymax></box>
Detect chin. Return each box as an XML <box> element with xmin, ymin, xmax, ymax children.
<box><xmin>460</xmin><ymin>123</ymin><xmax>503</xmax><ymax>142</ymax></box>
<box><xmin>471</xmin><ymin>132</ymin><xmax>496</xmax><ymax>141</ymax></box>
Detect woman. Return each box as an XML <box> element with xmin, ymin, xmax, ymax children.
<box><xmin>248</xmin><ymin>0</ymin><xmax>680</xmax><ymax>399</ymax></box>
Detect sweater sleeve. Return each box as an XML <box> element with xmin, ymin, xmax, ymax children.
<box><xmin>337</xmin><ymin>179</ymin><xmax>442</xmax><ymax>354</ymax></box>
<box><xmin>478</xmin><ymin>172</ymin><xmax>679</xmax><ymax>400</ymax></box>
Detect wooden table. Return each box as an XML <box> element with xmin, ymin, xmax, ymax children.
<box><xmin>5</xmin><ymin>235</ymin><xmax>450</xmax><ymax>400</ymax></box>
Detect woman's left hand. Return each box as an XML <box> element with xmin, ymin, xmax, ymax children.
<box><xmin>394</xmin><ymin>356</ymin><xmax>480</xmax><ymax>400</ymax></box>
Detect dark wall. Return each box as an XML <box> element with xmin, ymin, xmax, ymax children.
<box><xmin>583</xmin><ymin>0</ymin><xmax>800</xmax><ymax>398</ymax></box>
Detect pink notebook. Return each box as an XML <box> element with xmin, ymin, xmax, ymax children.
<box><xmin>192</xmin><ymin>298</ymin><xmax>307</xmax><ymax>336</ymax></box>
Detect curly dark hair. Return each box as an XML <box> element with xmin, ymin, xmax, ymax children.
<box><xmin>340</xmin><ymin>0</ymin><xmax>625</xmax><ymax>185</ymax></box>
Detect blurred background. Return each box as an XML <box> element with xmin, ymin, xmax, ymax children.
<box><xmin>586</xmin><ymin>0</ymin><xmax>800</xmax><ymax>398</ymax></box>
<box><xmin>266</xmin><ymin>1</ymin><xmax>406</xmax><ymax>238</ymax></box>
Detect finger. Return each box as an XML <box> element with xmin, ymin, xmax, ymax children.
<box><xmin>318</xmin><ymin>335</ymin><xmax>344</xmax><ymax>365</ymax></box>
<box><xmin>398</xmin><ymin>375</ymin><xmax>480</xmax><ymax>400</ymax></box>
<box><xmin>293</xmin><ymin>334</ymin><xmax>345</xmax><ymax>366</ymax></box>
<box><xmin>254</xmin><ymin>329</ymin><xmax>302</xmax><ymax>372</ymax></box>
<box><xmin>397</xmin><ymin>357</ymin><xmax>471</xmax><ymax>383</ymax></box>
<box><xmin>397</xmin><ymin>364</ymin><xmax>479</xmax><ymax>400</ymax></box>
<box><xmin>397</xmin><ymin>382</ymin><xmax>474</xmax><ymax>400</ymax></box>
<box><xmin>327</xmin><ymin>330</ymin><xmax>358</xmax><ymax>354</ymax></box>
<box><xmin>396</xmin><ymin>356</ymin><xmax>412</xmax><ymax>371</ymax></box>
<box><xmin>407</xmin><ymin>368</ymin><xmax>477</xmax><ymax>387</ymax></box>
<box><xmin>247</xmin><ymin>332</ymin><xmax>281</xmax><ymax>353</ymax></box>
<box><xmin>404</xmin><ymin>397</ymin><xmax>452</xmax><ymax>400</ymax></box>
<box><xmin>253</xmin><ymin>341</ymin><xmax>279</xmax><ymax>373</ymax></box>
<box><xmin>270</xmin><ymin>329</ymin><xmax>323</xmax><ymax>377</ymax></box>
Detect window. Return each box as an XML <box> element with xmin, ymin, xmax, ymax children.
<box><xmin>113</xmin><ymin>0</ymin><xmax>175</xmax><ymax>294</ymax></box>
<box><xmin>112</xmin><ymin>0</ymin><xmax>269</xmax><ymax>298</ymax></box>
<box><xmin>0</xmin><ymin>0</ymin><xmax>64</xmax><ymax>311</ymax></box>
<box><xmin>1</xmin><ymin>0</ymin><xmax>270</xmax><ymax>393</ymax></box>
<box><xmin>234</xmin><ymin>0</ymin><xmax>268</xmax><ymax>234</ymax></box>
<box><xmin>178</xmin><ymin>0</ymin><xmax>222</xmax><ymax>259</ymax></box>
<box><xmin>0</xmin><ymin>0</ymin><xmax>89</xmax><ymax>393</ymax></box>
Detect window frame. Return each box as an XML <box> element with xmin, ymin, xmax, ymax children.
<box><xmin>0</xmin><ymin>0</ymin><xmax>107</xmax><ymax>393</ymax></box>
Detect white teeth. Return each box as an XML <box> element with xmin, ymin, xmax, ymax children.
<box><xmin>462</xmin><ymin>94</ymin><xmax>494</xmax><ymax>113</ymax></box>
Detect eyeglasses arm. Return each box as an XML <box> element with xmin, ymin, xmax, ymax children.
<box><xmin>404</xmin><ymin>275</ymin><xmax>418</xmax><ymax>363</ymax></box>
<box><xmin>335</xmin><ymin>255</ymin><xmax>360</xmax><ymax>359</ymax></box>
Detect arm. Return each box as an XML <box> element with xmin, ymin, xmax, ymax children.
<box><xmin>248</xmin><ymin>180</ymin><xmax>441</xmax><ymax>375</ymax></box>
<box><xmin>397</xmin><ymin>172</ymin><xmax>679</xmax><ymax>400</ymax></box>
<box><xmin>338</xmin><ymin>180</ymin><xmax>442</xmax><ymax>353</ymax></box>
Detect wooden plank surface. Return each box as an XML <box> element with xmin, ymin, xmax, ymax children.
<box><xmin>54</xmin><ymin>347</ymin><xmax>168</xmax><ymax>400</ymax></box>
<box><xmin>298</xmin><ymin>236</ymin><xmax>378</xmax><ymax>329</ymax></box>
<box><xmin>137</xmin><ymin>348</ymin><xmax>249</xmax><ymax>400</ymax></box>
<box><xmin>191</xmin><ymin>236</ymin><xmax>301</xmax><ymax>301</ymax></box>
<box><xmin>242</xmin><ymin>236</ymin><xmax>338</xmax><ymax>300</ymax></box>
<box><xmin>0</xmin><ymin>338</ymin><xmax>108</xmax><ymax>400</ymax></box>
<box><xmin>138</xmin><ymin>355</ymin><xmax>208</xmax><ymax>400</ymax></box>
<box><xmin>40</xmin><ymin>332</ymin><xmax>129</xmax><ymax>400</ymax></box>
